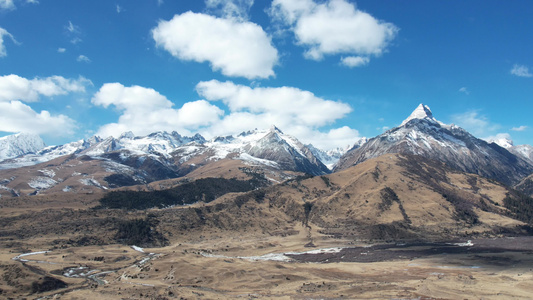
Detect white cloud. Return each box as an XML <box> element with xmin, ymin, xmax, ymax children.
<box><xmin>451</xmin><ymin>110</ymin><xmax>500</xmax><ymax>137</ymax></box>
<box><xmin>116</xmin><ymin>4</ymin><xmax>122</xmax><ymax>13</ymax></box>
<box><xmin>91</xmin><ymin>83</ymin><xmax>224</xmax><ymax>138</ymax></box>
<box><xmin>0</xmin><ymin>0</ymin><xmax>14</xmax><ymax>10</ymax></box>
<box><xmin>0</xmin><ymin>27</ymin><xmax>17</xmax><ymax>57</ymax></box>
<box><xmin>205</xmin><ymin>0</ymin><xmax>254</xmax><ymax>21</ymax></box>
<box><xmin>511</xmin><ymin>64</ymin><xmax>532</xmax><ymax>78</ymax></box>
<box><xmin>0</xmin><ymin>0</ymin><xmax>37</xmax><ymax>10</ymax></box>
<box><xmin>94</xmin><ymin>80</ymin><xmax>359</xmax><ymax>150</ymax></box>
<box><xmin>77</xmin><ymin>54</ymin><xmax>91</xmax><ymax>63</ymax></box>
<box><xmin>57</xmin><ymin>47</ymin><xmax>66</xmax><ymax>53</ymax></box>
<box><xmin>0</xmin><ymin>101</ymin><xmax>76</xmax><ymax>136</ymax></box>
<box><xmin>0</xmin><ymin>74</ymin><xmax>92</xmax><ymax>102</ymax></box>
<box><xmin>197</xmin><ymin>79</ymin><xmax>351</xmax><ymax>127</ymax></box>
<box><xmin>151</xmin><ymin>12</ymin><xmax>278</xmax><ymax>79</ymax></box>
<box><xmin>0</xmin><ymin>73</ymin><xmax>84</xmax><ymax>137</ymax></box>
<box><xmin>512</xmin><ymin>125</ymin><xmax>528</xmax><ymax>132</ymax></box>
<box><xmin>270</xmin><ymin>0</ymin><xmax>398</xmax><ymax>62</ymax></box>
<box><xmin>341</xmin><ymin>56</ymin><xmax>369</xmax><ymax>68</ymax></box>
<box><xmin>195</xmin><ymin>79</ymin><xmax>358</xmax><ymax>149</ymax></box>
<box><xmin>458</xmin><ymin>87</ymin><xmax>469</xmax><ymax>95</ymax></box>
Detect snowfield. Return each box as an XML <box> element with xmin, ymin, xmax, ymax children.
<box><xmin>28</xmin><ymin>176</ymin><xmax>58</xmax><ymax>189</ymax></box>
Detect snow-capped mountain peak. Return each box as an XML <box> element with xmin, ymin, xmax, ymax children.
<box><xmin>0</xmin><ymin>132</ymin><xmax>46</xmax><ymax>161</ymax></box>
<box><xmin>335</xmin><ymin>103</ymin><xmax>533</xmax><ymax>185</ymax></box>
<box><xmin>488</xmin><ymin>136</ymin><xmax>514</xmax><ymax>149</ymax></box>
<box><xmin>401</xmin><ymin>103</ymin><xmax>439</xmax><ymax>126</ymax></box>
<box><xmin>269</xmin><ymin>124</ymin><xmax>283</xmax><ymax>134</ymax></box>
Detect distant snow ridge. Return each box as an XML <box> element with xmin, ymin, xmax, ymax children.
<box><xmin>0</xmin><ymin>127</ymin><xmax>340</xmax><ymax>176</ymax></box>
<box><xmin>307</xmin><ymin>138</ymin><xmax>367</xmax><ymax>170</ymax></box>
<box><xmin>0</xmin><ymin>133</ymin><xmax>46</xmax><ymax>161</ymax></box>
<box><xmin>0</xmin><ymin>136</ymin><xmax>102</xmax><ymax>170</ymax></box>
<box><xmin>488</xmin><ymin>137</ymin><xmax>533</xmax><ymax>163</ymax></box>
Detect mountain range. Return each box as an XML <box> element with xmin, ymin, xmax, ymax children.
<box><xmin>0</xmin><ymin>104</ymin><xmax>532</xmax><ymax>198</ymax></box>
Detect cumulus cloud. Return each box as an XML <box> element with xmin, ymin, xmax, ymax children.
<box><xmin>151</xmin><ymin>12</ymin><xmax>278</xmax><ymax>79</ymax></box>
<box><xmin>195</xmin><ymin>79</ymin><xmax>358</xmax><ymax>149</ymax></box>
<box><xmin>511</xmin><ymin>64</ymin><xmax>532</xmax><ymax>78</ymax></box>
<box><xmin>57</xmin><ymin>47</ymin><xmax>66</xmax><ymax>53</ymax></box>
<box><xmin>270</xmin><ymin>0</ymin><xmax>398</xmax><ymax>63</ymax></box>
<box><xmin>0</xmin><ymin>74</ymin><xmax>88</xmax><ymax>136</ymax></box>
<box><xmin>0</xmin><ymin>27</ymin><xmax>17</xmax><ymax>57</ymax></box>
<box><xmin>0</xmin><ymin>101</ymin><xmax>76</xmax><ymax>135</ymax></box>
<box><xmin>91</xmin><ymin>83</ymin><xmax>224</xmax><ymax>138</ymax></box>
<box><xmin>512</xmin><ymin>125</ymin><xmax>528</xmax><ymax>132</ymax></box>
<box><xmin>205</xmin><ymin>0</ymin><xmax>254</xmax><ymax>21</ymax></box>
<box><xmin>94</xmin><ymin>80</ymin><xmax>359</xmax><ymax>150</ymax></box>
<box><xmin>77</xmin><ymin>54</ymin><xmax>91</xmax><ymax>63</ymax></box>
<box><xmin>0</xmin><ymin>74</ymin><xmax>92</xmax><ymax>102</ymax></box>
<box><xmin>341</xmin><ymin>56</ymin><xmax>369</xmax><ymax>68</ymax></box>
<box><xmin>197</xmin><ymin>79</ymin><xmax>351</xmax><ymax>126</ymax></box>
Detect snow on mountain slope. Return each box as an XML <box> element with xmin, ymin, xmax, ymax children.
<box><xmin>400</xmin><ymin>103</ymin><xmax>441</xmax><ymax>126</ymax></box>
<box><xmin>0</xmin><ymin>126</ymin><xmax>331</xmax><ymax>196</ymax></box>
<box><xmin>0</xmin><ymin>133</ymin><xmax>46</xmax><ymax>161</ymax></box>
<box><xmin>335</xmin><ymin>104</ymin><xmax>533</xmax><ymax>185</ymax></box>
<box><xmin>307</xmin><ymin>138</ymin><xmax>367</xmax><ymax>169</ymax></box>
<box><xmin>0</xmin><ymin>136</ymin><xmax>102</xmax><ymax>170</ymax></box>
<box><xmin>488</xmin><ymin>136</ymin><xmax>533</xmax><ymax>164</ymax></box>
<box><xmin>511</xmin><ymin>144</ymin><xmax>533</xmax><ymax>163</ymax></box>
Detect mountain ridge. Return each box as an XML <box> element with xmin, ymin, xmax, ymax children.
<box><xmin>334</xmin><ymin>104</ymin><xmax>533</xmax><ymax>186</ymax></box>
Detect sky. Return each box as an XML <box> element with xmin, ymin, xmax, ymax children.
<box><xmin>0</xmin><ymin>0</ymin><xmax>532</xmax><ymax>150</ymax></box>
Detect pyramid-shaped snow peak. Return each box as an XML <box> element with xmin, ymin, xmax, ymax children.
<box><xmin>401</xmin><ymin>103</ymin><xmax>438</xmax><ymax>126</ymax></box>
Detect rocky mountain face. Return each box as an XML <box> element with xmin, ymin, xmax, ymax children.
<box><xmin>334</xmin><ymin>104</ymin><xmax>533</xmax><ymax>186</ymax></box>
<box><xmin>0</xmin><ymin>126</ymin><xmax>330</xmax><ymax>196</ymax></box>
<box><xmin>0</xmin><ymin>133</ymin><xmax>46</xmax><ymax>161</ymax></box>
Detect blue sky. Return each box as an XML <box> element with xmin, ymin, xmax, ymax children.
<box><xmin>0</xmin><ymin>0</ymin><xmax>531</xmax><ymax>150</ymax></box>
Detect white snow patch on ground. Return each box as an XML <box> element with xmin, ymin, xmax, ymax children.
<box><xmin>79</xmin><ymin>178</ymin><xmax>107</xmax><ymax>190</ymax></box>
<box><xmin>12</xmin><ymin>251</ymin><xmax>50</xmax><ymax>262</ymax></box>
<box><xmin>238</xmin><ymin>153</ymin><xmax>279</xmax><ymax>168</ymax></box>
<box><xmin>201</xmin><ymin>247</ymin><xmax>345</xmax><ymax>263</ymax></box>
<box><xmin>452</xmin><ymin>240</ymin><xmax>474</xmax><ymax>247</ymax></box>
<box><xmin>39</xmin><ymin>169</ymin><xmax>56</xmax><ymax>178</ymax></box>
<box><xmin>131</xmin><ymin>245</ymin><xmax>145</xmax><ymax>253</ymax></box>
<box><xmin>288</xmin><ymin>247</ymin><xmax>344</xmax><ymax>255</ymax></box>
<box><xmin>28</xmin><ymin>176</ymin><xmax>58</xmax><ymax>189</ymax></box>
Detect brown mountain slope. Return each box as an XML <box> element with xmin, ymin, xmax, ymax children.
<box><xmin>264</xmin><ymin>153</ymin><xmax>528</xmax><ymax>241</ymax></box>
<box><xmin>88</xmin><ymin>153</ymin><xmax>531</xmax><ymax>243</ymax></box>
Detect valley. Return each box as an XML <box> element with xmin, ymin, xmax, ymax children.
<box><xmin>1</xmin><ymin>105</ymin><xmax>533</xmax><ymax>299</ymax></box>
